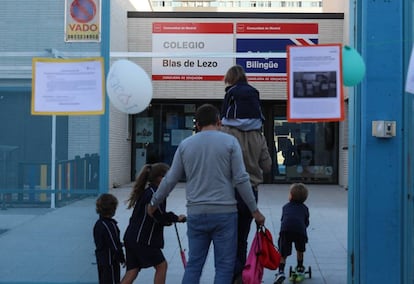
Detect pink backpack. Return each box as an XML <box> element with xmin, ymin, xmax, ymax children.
<box><xmin>242</xmin><ymin>230</ymin><xmax>264</xmax><ymax>284</ymax></box>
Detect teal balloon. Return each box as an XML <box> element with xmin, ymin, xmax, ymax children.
<box><xmin>342</xmin><ymin>45</ymin><xmax>366</xmax><ymax>86</ymax></box>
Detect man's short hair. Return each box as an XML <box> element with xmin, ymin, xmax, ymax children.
<box><xmin>195</xmin><ymin>104</ymin><xmax>220</xmax><ymax>128</ymax></box>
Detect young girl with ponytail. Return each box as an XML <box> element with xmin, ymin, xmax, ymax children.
<box><xmin>121</xmin><ymin>163</ymin><xmax>186</xmax><ymax>284</ymax></box>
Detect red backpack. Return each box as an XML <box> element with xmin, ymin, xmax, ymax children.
<box><xmin>258</xmin><ymin>226</ymin><xmax>281</xmax><ymax>270</ymax></box>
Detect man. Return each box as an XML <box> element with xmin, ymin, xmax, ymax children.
<box><xmin>148</xmin><ymin>103</ymin><xmax>265</xmax><ymax>284</ymax></box>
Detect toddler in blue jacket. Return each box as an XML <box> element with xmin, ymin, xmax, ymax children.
<box><xmin>274</xmin><ymin>183</ymin><xmax>310</xmax><ymax>284</ymax></box>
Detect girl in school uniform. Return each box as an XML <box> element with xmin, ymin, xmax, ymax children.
<box><xmin>121</xmin><ymin>163</ymin><xmax>186</xmax><ymax>284</ymax></box>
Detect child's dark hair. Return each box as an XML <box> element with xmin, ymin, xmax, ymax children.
<box><xmin>195</xmin><ymin>104</ymin><xmax>220</xmax><ymax>128</ymax></box>
<box><xmin>126</xmin><ymin>162</ymin><xmax>170</xmax><ymax>209</ymax></box>
<box><xmin>290</xmin><ymin>183</ymin><xmax>308</xmax><ymax>203</ymax></box>
<box><xmin>96</xmin><ymin>193</ymin><xmax>118</xmax><ymax>217</ymax></box>
<box><xmin>224</xmin><ymin>65</ymin><xmax>248</xmax><ymax>86</ymax></box>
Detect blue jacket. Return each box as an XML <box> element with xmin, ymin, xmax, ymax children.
<box><xmin>123</xmin><ymin>184</ymin><xmax>178</xmax><ymax>248</ymax></box>
<box><xmin>221</xmin><ymin>82</ymin><xmax>264</xmax><ymax>120</ymax></box>
<box><xmin>280</xmin><ymin>201</ymin><xmax>310</xmax><ymax>240</ymax></box>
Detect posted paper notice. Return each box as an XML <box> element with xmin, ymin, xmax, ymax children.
<box><xmin>287</xmin><ymin>44</ymin><xmax>344</xmax><ymax>122</ymax></box>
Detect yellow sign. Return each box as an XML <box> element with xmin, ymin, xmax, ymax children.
<box><xmin>64</xmin><ymin>0</ymin><xmax>101</xmax><ymax>42</ymax></box>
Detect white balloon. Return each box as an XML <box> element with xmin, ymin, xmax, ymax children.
<box><xmin>106</xmin><ymin>59</ymin><xmax>153</xmax><ymax>114</ymax></box>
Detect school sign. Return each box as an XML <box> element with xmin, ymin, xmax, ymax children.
<box><xmin>151</xmin><ymin>22</ymin><xmax>318</xmax><ymax>82</ymax></box>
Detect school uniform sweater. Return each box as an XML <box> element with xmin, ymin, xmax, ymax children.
<box><xmin>151</xmin><ymin>129</ymin><xmax>258</xmax><ymax>215</ymax></box>
<box><xmin>280</xmin><ymin>201</ymin><xmax>310</xmax><ymax>239</ymax></box>
<box><xmin>93</xmin><ymin>216</ymin><xmax>125</xmax><ymax>267</ymax></box>
<box><xmin>221</xmin><ymin>83</ymin><xmax>264</xmax><ymax>120</ymax></box>
<box><xmin>123</xmin><ymin>185</ymin><xmax>179</xmax><ymax>248</ymax></box>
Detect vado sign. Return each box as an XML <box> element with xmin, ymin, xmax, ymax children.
<box><xmin>65</xmin><ymin>0</ymin><xmax>101</xmax><ymax>42</ymax></box>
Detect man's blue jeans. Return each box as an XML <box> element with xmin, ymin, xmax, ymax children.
<box><xmin>182</xmin><ymin>212</ymin><xmax>238</xmax><ymax>284</ymax></box>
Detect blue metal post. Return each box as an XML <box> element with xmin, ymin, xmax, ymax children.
<box><xmin>347</xmin><ymin>1</ymin><xmax>359</xmax><ymax>282</ymax></box>
<box><xmin>350</xmin><ymin>1</ymin><xmax>404</xmax><ymax>283</ymax></box>
<box><xmin>99</xmin><ymin>0</ymin><xmax>110</xmax><ymax>193</ymax></box>
<box><xmin>403</xmin><ymin>1</ymin><xmax>414</xmax><ymax>282</ymax></box>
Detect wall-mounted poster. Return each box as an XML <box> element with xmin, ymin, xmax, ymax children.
<box><xmin>287</xmin><ymin>44</ymin><xmax>344</xmax><ymax>122</ymax></box>
<box><xmin>31</xmin><ymin>57</ymin><xmax>104</xmax><ymax>115</ymax></box>
<box><xmin>136</xmin><ymin>117</ymin><xmax>154</xmax><ymax>143</ymax></box>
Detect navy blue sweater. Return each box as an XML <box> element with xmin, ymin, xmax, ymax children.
<box><xmin>279</xmin><ymin>201</ymin><xmax>310</xmax><ymax>239</ymax></box>
<box><xmin>93</xmin><ymin>216</ymin><xmax>125</xmax><ymax>266</ymax></box>
<box><xmin>221</xmin><ymin>82</ymin><xmax>264</xmax><ymax>120</ymax></box>
<box><xmin>123</xmin><ymin>184</ymin><xmax>179</xmax><ymax>248</ymax></box>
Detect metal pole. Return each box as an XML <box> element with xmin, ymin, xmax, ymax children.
<box><xmin>51</xmin><ymin>115</ymin><xmax>56</xmax><ymax>209</ymax></box>
<box><xmin>99</xmin><ymin>0</ymin><xmax>110</xmax><ymax>194</ymax></box>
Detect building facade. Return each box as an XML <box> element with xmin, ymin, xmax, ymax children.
<box><xmin>0</xmin><ymin>0</ymin><xmax>346</xmax><ymax>210</ymax></box>
<box><xmin>119</xmin><ymin>12</ymin><xmax>345</xmax><ymax>185</ymax></box>
<box><xmin>108</xmin><ymin>0</ymin><xmax>349</xmax><ymax>187</ymax></box>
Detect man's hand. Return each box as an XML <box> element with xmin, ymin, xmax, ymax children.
<box><xmin>147</xmin><ymin>203</ymin><xmax>157</xmax><ymax>217</ymax></box>
<box><xmin>252</xmin><ymin>209</ymin><xmax>265</xmax><ymax>226</ymax></box>
<box><xmin>177</xmin><ymin>214</ymin><xmax>187</xmax><ymax>223</ymax></box>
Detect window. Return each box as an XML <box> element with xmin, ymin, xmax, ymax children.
<box><xmin>273</xmin><ymin>119</ymin><xmax>338</xmax><ymax>184</ymax></box>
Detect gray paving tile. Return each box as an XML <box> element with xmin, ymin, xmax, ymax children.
<box><xmin>0</xmin><ymin>183</ymin><xmax>347</xmax><ymax>283</ymax></box>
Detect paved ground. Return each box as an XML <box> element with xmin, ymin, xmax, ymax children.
<box><xmin>0</xmin><ymin>183</ymin><xmax>347</xmax><ymax>284</ymax></box>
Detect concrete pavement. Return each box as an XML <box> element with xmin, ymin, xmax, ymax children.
<box><xmin>0</xmin><ymin>183</ymin><xmax>347</xmax><ymax>283</ymax></box>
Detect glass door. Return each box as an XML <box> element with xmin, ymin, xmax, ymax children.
<box><xmin>273</xmin><ymin>118</ymin><xmax>338</xmax><ymax>184</ymax></box>
<box><xmin>132</xmin><ymin>102</ymin><xmax>197</xmax><ymax>179</ymax></box>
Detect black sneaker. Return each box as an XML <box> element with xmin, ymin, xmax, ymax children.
<box><xmin>274</xmin><ymin>272</ymin><xmax>286</xmax><ymax>284</ymax></box>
